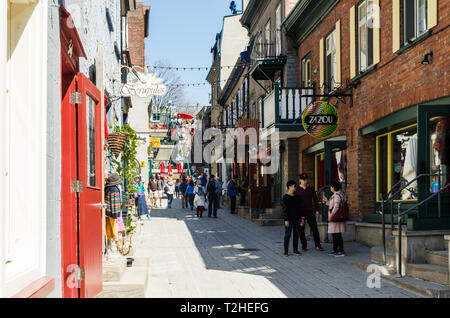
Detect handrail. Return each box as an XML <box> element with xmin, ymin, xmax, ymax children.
<box><xmin>379</xmin><ymin>169</ymin><xmax>442</xmax><ymax>267</ymax></box>
<box><xmin>395</xmin><ymin>182</ymin><xmax>450</xmax><ymax>278</ymax></box>
<box><xmin>395</xmin><ymin>182</ymin><xmax>450</xmax><ymax>218</ymax></box>
<box><xmin>376</xmin><ymin>173</ymin><xmax>438</xmax><ymax>214</ymax></box>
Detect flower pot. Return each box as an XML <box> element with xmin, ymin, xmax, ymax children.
<box><xmin>108</xmin><ymin>131</ymin><xmax>129</xmax><ymax>158</ymax></box>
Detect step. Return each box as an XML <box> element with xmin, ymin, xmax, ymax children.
<box><xmin>406</xmin><ymin>263</ymin><xmax>449</xmax><ymax>285</ymax></box>
<box><xmin>426</xmin><ymin>250</ymin><xmax>449</xmax><ymax>267</ymax></box>
<box><xmin>371</xmin><ymin>246</ymin><xmax>397</xmax><ymax>267</ymax></box>
<box><xmin>103</xmin><ymin>256</ymin><xmax>127</xmax><ymax>282</ymax></box>
<box><xmin>355</xmin><ymin>262</ymin><xmax>450</xmax><ymax>298</ymax></box>
<box><xmin>252</xmin><ymin>219</ymin><xmax>284</xmax><ymax>227</ymax></box>
<box><xmin>96</xmin><ymin>267</ymin><xmax>149</xmax><ymax>298</ymax></box>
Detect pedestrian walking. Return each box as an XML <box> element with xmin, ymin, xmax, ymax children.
<box><xmin>207</xmin><ymin>175</ymin><xmax>219</xmax><ymax>218</ymax></box>
<box><xmin>179</xmin><ymin>178</ymin><xmax>189</xmax><ymax>208</ymax></box>
<box><xmin>105</xmin><ymin>173</ymin><xmax>122</xmax><ymax>247</ymax></box>
<box><xmin>215</xmin><ymin>177</ymin><xmax>223</xmax><ymax>209</ymax></box>
<box><xmin>175</xmin><ymin>179</ymin><xmax>180</xmax><ymax>198</ymax></box>
<box><xmin>324</xmin><ymin>181</ymin><xmax>348</xmax><ymax>258</ymax></box>
<box><xmin>165</xmin><ymin>179</ymin><xmax>175</xmax><ymax>208</ymax></box>
<box><xmin>134</xmin><ymin>176</ymin><xmax>150</xmax><ymax>220</ymax></box>
<box><xmin>186</xmin><ymin>180</ymin><xmax>195</xmax><ymax>210</ymax></box>
<box><xmin>297</xmin><ymin>173</ymin><xmax>324</xmax><ymax>252</ymax></box>
<box><xmin>148</xmin><ymin>175</ymin><xmax>158</xmax><ymax>208</ymax></box>
<box><xmin>282</xmin><ymin>180</ymin><xmax>305</xmax><ymax>256</ymax></box>
<box><xmin>227</xmin><ymin>176</ymin><xmax>238</xmax><ymax>214</ymax></box>
<box><xmin>193</xmin><ymin>181</ymin><xmax>207</xmax><ymax>217</ymax></box>
<box><xmin>156</xmin><ymin>174</ymin><xmax>165</xmax><ymax>207</ymax></box>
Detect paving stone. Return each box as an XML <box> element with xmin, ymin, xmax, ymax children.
<box><xmin>132</xmin><ymin>199</ymin><xmax>420</xmax><ymax>298</ymax></box>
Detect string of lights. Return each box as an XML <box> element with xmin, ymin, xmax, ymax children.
<box><xmin>147</xmin><ymin>62</ymin><xmax>249</xmax><ymax>72</ymax></box>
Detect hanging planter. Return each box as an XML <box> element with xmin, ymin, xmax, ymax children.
<box><xmin>108</xmin><ymin>131</ymin><xmax>130</xmax><ymax>158</ymax></box>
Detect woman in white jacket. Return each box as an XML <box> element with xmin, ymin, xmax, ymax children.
<box><xmin>193</xmin><ymin>181</ymin><xmax>207</xmax><ymax>218</ymax></box>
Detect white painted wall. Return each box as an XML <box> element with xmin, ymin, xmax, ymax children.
<box><xmin>0</xmin><ymin>0</ymin><xmax>8</xmax><ymax>299</ymax></box>
<box><xmin>2</xmin><ymin>0</ymin><xmax>48</xmax><ymax>297</ymax></box>
<box><xmin>220</xmin><ymin>14</ymin><xmax>249</xmax><ymax>90</ymax></box>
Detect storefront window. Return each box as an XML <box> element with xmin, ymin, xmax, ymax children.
<box><xmin>429</xmin><ymin>116</ymin><xmax>450</xmax><ymax>193</ymax></box>
<box><xmin>376</xmin><ymin>124</ymin><xmax>418</xmax><ymax>201</ymax></box>
<box><xmin>334</xmin><ymin>149</ymin><xmax>348</xmax><ymax>195</ymax></box>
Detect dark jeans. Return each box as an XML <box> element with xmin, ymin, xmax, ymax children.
<box><xmin>299</xmin><ymin>211</ymin><xmax>322</xmax><ymax>248</ymax></box>
<box><xmin>239</xmin><ymin>190</ymin><xmax>247</xmax><ymax>206</ymax></box>
<box><xmin>182</xmin><ymin>194</ymin><xmax>188</xmax><ymax>208</ymax></box>
<box><xmin>167</xmin><ymin>194</ymin><xmax>173</xmax><ymax>205</ymax></box>
<box><xmin>332</xmin><ymin>233</ymin><xmax>344</xmax><ymax>253</ymax></box>
<box><xmin>188</xmin><ymin>194</ymin><xmax>194</xmax><ymax>209</ymax></box>
<box><xmin>230</xmin><ymin>196</ymin><xmax>237</xmax><ymax>214</ymax></box>
<box><xmin>284</xmin><ymin>219</ymin><xmax>301</xmax><ymax>252</ymax></box>
<box><xmin>208</xmin><ymin>194</ymin><xmax>218</xmax><ymax>217</ymax></box>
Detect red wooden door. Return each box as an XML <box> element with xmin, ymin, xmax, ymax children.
<box><xmin>76</xmin><ymin>73</ymin><xmax>103</xmax><ymax>298</ymax></box>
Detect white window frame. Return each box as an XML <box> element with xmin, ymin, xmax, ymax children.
<box><xmin>403</xmin><ymin>0</ymin><xmax>428</xmax><ymax>44</ymax></box>
<box><xmin>275</xmin><ymin>3</ymin><xmax>282</xmax><ymax>56</ymax></box>
<box><xmin>357</xmin><ymin>0</ymin><xmax>375</xmax><ymax>73</ymax></box>
<box><xmin>325</xmin><ymin>29</ymin><xmax>337</xmax><ymax>92</ymax></box>
<box><xmin>264</xmin><ymin>20</ymin><xmax>271</xmax><ymax>58</ymax></box>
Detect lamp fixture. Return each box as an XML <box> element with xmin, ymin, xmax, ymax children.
<box><xmin>421</xmin><ymin>51</ymin><xmax>433</xmax><ymax>65</ymax></box>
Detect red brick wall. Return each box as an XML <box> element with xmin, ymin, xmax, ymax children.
<box><xmin>128</xmin><ymin>2</ymin><xmax>150</xmax><ymax>68</ymax></box>
<box><xmin>297</xmin><ymin>0</ymin><xmax>450</xmax><ymax>220</ymax></box>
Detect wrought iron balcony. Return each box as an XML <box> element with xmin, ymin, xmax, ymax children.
<box><xmin>259</xmin><ymin>82</ymin><xmax>316</xmax><ymax>132</ymax></box>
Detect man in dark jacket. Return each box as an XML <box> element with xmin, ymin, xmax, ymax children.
<box><xmin>179</xmin><ymin>178</ymin><xmax>189</xmax><ymax>209</ymax></box>
<box><xmin>282</xmin><ymin>180</ymin><xmax>305</xmax><ymax>256</ymax></box>
<box><xmin>296</xmin><ymin>173</ymin><xmax>324</xmax><ymax>252</ymax></box>
<box><xmin>207</xmin><ymin>175</ymin><xmax>218</xmax><ymax>218</ymax></box>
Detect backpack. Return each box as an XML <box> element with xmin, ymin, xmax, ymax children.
<box><xmin>179</xmin><ymin>182</ymin><xmax>188</xmax><ymax>194</ymax></box>
<box><xmin>197</xmin><ymin>186</ymin><xmax>205</xmax><ymax>196</ymax></box>
<box><xmin>329</xmin><ymin>193</ymin><xmax>349</xmax><ymax>222</ymax></box>
<box><xmin>207</xmin><ymin>180</ymin><xmax>216</xmax><ymax>193</ymax></box>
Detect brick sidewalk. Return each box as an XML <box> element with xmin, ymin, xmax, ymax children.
<box><xmin>133</xmin><ymin>198</ymin><xmax>419</xmax><ymax>298</ymax></box>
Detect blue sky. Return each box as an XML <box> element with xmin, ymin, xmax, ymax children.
<box><xmin>144</xmin><ymin>0</ymin><xmax>242</xmax><ymax>106</ymax></box>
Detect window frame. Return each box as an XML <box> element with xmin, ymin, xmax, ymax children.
<box><xmin>376</xmin><ymin>123</ymin><xmax>419</xmax><ymax>203</ymax></box>
<box><xmin>325</xmin><ymin>28</ymin><xmax>336</xmax><ymax>93</ymax></box>
<box><xmin>275</xmin><ymin>2</ymin><xmax>282</xmax><ymax>56</ymax></box>
<box><xmin>264</xmin><ymin>19</ymin><xmax>271</xmax><ymax>58</ymax></box>
<box><xmin>357</xmin><ymin>0</ymin><xmax>374</xmax><ymax>74</ymax></box>
<box><xmin>403</xmin><ymin>0</ymin><xmax>428</xmax><ymax>45</ymax></box>
<box><xmin>301</xmin><ymin>53</ymin><xmax>312</xmax><ymax>87</ymax></box>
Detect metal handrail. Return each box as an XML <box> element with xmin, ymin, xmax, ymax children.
<box><xmin>378</xmin><ymin>170</ymin><xmax>442</xmax><ymax>266</ymax></box>
<box><xmin>395</xmin><ymin>182</ymin><xmax>450</xmax><ymax>278</ymax></box>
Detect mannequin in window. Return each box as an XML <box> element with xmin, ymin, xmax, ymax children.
<box><xmin>402</xmin><ymin>134</ymin><xmax>418</xmax><ymax>200</ymax></box>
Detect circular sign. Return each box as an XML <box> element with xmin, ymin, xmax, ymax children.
<box><xmin>302</xmin><ymin>101</ymin><xmax>340</xmax><ymax>139</ymax></box>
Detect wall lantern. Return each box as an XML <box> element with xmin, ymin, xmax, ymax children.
<box><xmin>421</xmin><ymin>51</ymin><xmax>434</xmax><ymax>65</ymax></box>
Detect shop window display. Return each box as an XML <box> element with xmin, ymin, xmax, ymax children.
<box><xmin>430</xmin><ymin>116</ymin><xmax>450</xmax><ymax>193</ymax></box>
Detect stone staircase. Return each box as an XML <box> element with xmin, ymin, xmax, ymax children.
<box><xmin>95</xmin><ymin>255</ymin><xmax>149</xmax><ymax>298</ymax></box>
<box><xmin>359</xmin><ymin>234</ymin><xmax>450</xmax><ymax>298</ymax></box>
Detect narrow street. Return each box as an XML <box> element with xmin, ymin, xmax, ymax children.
<box><xmin>132</xmin><ymin>198</ymin><xmax>418</xmax><ymax>298</ymax></box>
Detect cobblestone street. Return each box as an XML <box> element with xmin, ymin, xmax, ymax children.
<box><xmin>132</xmin><ymin>198</ymin><xmax>419</xmax><ymax>298</ymax></box>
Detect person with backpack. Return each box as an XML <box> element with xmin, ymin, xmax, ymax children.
<box><xmin>207</xmin><ymin>175</ymin><xmax>218</xmax><ymax>218</ymax></box>
<box><xmin>227</xmin><ymin>176</ymin><xmax>238</xmax><ymax>214</ymax></box>
<box><xmin>186</xmin><ymin>180</ymin><xmax>195</xmax><ymax>210</ymax></box>
<box><xmin>323</xmin><ymin>180</ymin><xmax>348</xmax><ymax>258</ymax></box>
<box><xmin>178</xmin><ymin>178</ymin><xmax>189</xmax><ymax>209</ymax></box>
<box><xmin>165</xmin><ymin>179</ymin><xmax>175</xmax><ymax>209</ymax></box>
<box><xmin>193</xmin><ymin>181</ymin><xmax>207</xmax><ymax>217</ymax></box>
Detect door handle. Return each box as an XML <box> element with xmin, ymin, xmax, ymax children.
<box><xmin>91</xmin><ymin>203</ymin><xmax>108</xmax><ymax>209</ymax></box>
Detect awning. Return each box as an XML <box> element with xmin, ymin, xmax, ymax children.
<box><xmin>250</xmin><ymin>58</ymin><xmax>286</xmax><ymax>81</ymax></box>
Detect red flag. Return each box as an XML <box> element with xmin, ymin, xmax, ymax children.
<box><xmin>160</xmin><ymin>162</ymin><xmax>166</xmax><ymax>174</ymax></box>
<box><xmin>177</xmin><ymin>162</ymin><xmax>183</xmax><ymax>174</ymax></box>
<box><xmin>168</xmin><ymin>164</ymin><xmax>173</xmax><ymax>176</ymax></box>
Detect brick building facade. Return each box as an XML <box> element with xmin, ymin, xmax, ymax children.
<box><xmin>284</xmin><ymin>0</ymin><xmax>449</xmax><ymax>229</ymax></box>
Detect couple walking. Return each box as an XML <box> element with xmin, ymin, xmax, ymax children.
<box><xmin>282</xmin><ymin>174</ymin><xmax>347</xmax><ymax>257</ymax></box>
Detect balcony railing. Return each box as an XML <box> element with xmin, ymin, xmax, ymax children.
<box><xmin>260</xmin><ymin>82</ymin><xmax>316</xmax><ymax>129</ymax></box>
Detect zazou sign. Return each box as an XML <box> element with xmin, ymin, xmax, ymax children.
<box><xmin>121</xmin><ymin>72</ymin><xmax>167</xmax><ymax>98</ymax></box>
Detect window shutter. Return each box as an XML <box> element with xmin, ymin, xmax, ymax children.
<box><xmin>373</xmin><ymin>0</ymin><xmax>381</xmax><ymax>64</ymax></box>
<box><xmin>392</xmin><ymin>0</ymin><xmax>401</xmax><ymax>52</ymax></box>
<box><xmin>320</xmin><ymin>37</ymin><xmax>324</xmax><ymax>94</ymax></box>
<box><xmin>427</xmin><ymin>0</ymin><xmax>438</xmax><ymax>29</ymax></box>
<box><xmin>350</xmin><ymin>5</ymin><xmax>356</xmax><ymax>78</ymax></box>
<box><xmin>335</xmin><ymin>20</ymin><xmax>341</xmax><ymax>88</ymax></box>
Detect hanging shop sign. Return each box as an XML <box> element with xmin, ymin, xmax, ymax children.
<box><xmin>302</xmin><ymin>101</ymin><xmax>340</xmax><ymax>139</ymax></box>
<box><xmin>121</xmin><ymin>72</ymin><xmax>167</xmax><ymax>98</ymax></box>
<box><xmin>149</xmin><ymin>138</ymin><xmax>161</xmax><ymax>149</ymax></box>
